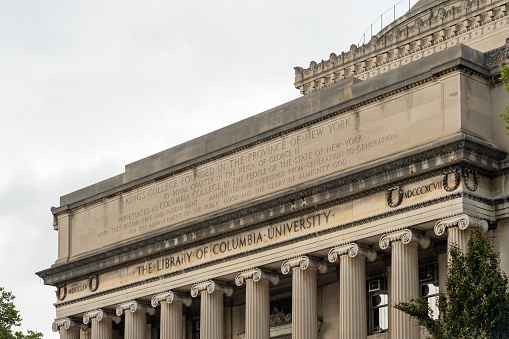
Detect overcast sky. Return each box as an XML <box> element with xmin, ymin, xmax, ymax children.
<box><xmin>0</xmin><ymin>1</ymin><xmax>418</xmax><ymax>337</ymax></box>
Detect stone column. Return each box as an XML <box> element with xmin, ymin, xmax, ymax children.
<box><xmin>191</xmin><ymin>280</ymin><xmax>233</xmax><ymax>339</ymax></box>
<box><xmin>83</xmin><ymin>309</ymin><xmax>121</xmax><ymax>339</ymax></box>
<box><xmin>329</xmin><ymin>243</ymin><xmax>377</xmax><ymax>339</ymax></box>
<box><xmin>235</xmin><ymin>268</ymin><xmax>280</xmax><ymax>339</ymax></box>
<box><xmin>52</xmin><ymin>318</ymin><xmax>83</xmax><ymax>339</ymax></box>
<box><xmin>151</xmin><ymin>290</ymin><xmax>192</xmax><ymax>339</ymax></box>
<box><xmin>379</xmin><ymin>229</ymin><xmax>430</xmax><ymax>339</ymax></box>
<box><xmin>435</xmin><ymin>214</ymin><xmax>488</xmax><ymax>257</ymax></box>
<box><xmin>116</xmin><ymin>300</ymin><xmax>155</xmax><ymax>339</ymax></box>
<box><xmin>81</xmin><ymin>328</ymin><xmax>91</xmax><ymax>339</ymax></box>
<box><xmin>281</xmin><ymin>256</ymin><xmax>327</xmax><ymax>339</ymax></box>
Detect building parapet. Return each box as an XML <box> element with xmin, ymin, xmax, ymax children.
<box><xmin>295</xmin><ymin>0</ymin><xmax>508</xmax><ymax>95</ymax></box>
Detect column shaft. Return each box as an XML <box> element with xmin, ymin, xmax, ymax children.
<box><xmin>245</xmin><ymin>279</ymin><xmax>270</xmax><ymax>339</ymax></box>
<box><xmin>91</xmin><ymin>318</ymin><xmax>112</xmax><ymax>339</ymax></box>
<box><xmin>124</xmin><ymin>310</ymin><xmax>146</xmax><ymax>339</ymax></box>
<box><xmin>339</xmin><ymin>255</ymin><xmax>367</xmax><ymax>339</ymax></box>
<box><xmin>60</xmin><ymin>327</ymin><xmax>80</xmax><ymax>339</ymax></box>
<box><xmin>200</xmin><ymin>291</ymin><xmax>224</xmax><ymax>339</ymax></box>
<box><xmin>448</xmin><ymin>227</ymin><xmax>471</xmax><ymax>256</ymax></box>
<box><xmin>292</xmin><ymin>267</ymin><xmax>317</xmax><ymax>339</ymax></box>
<box><xmin>80</xmin><ymin>329</ymin><xmax>91</xmax><ymax>339</ymax></box>
<box><xmin>391</xmin><ymin>242</ymin><xmax>419</xmax><ymax>339</ymax></box>
<box><xmin>160</xmin><ymin>301</ymin><xmax>183</xmax><ymax>339</ymax></box>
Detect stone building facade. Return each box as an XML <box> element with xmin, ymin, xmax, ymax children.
<box><xmin>38</xmin><ymin>0</ymin><xmax>509</xmax><ymax>338</ymax></box>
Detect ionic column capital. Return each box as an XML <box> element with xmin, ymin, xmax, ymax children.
<box><xmin>235</xmin><ymin>268</ymin><xmax>280</xmax><ymax>286</ymax></box>
<box><xmin>434</xmin><ymin>213</ymin><xmax>488</xmax><ymax>236</ymax></box>
<box><xmin>151</xmin><ymin>290</ymin><xmax>192</xmax><ymax>307</ymax></box>
<box><xmin>190</xmin><ymin>280</ymin><xmax>233</xmax><ymax>298</ymax></box>
<box><xmin>281</xmin><ymin>255</ymin><xmax>327</xmax><ymax>275</ymax></box>
<box><xmin>115</xmin><ymin>300</ymin><xmax>156</xmax><ymax>317</ymax></box>
<box><xmin>328</xmin><ymin>242</ymin><xmax>377</xmax><ymax>263</ymax></box>
<box><xmin>52</xmin><ymin>317</ymin><xmax>85</xmax><ymax>332</ymax></box>
<box><xmin>83</xmin><ymin>309</ymin><xmax>121</xmax><ymax>325</ymax></box>
<box><xmin>379</xmin><ymin>228</ymin><xmax>430</xmax><ymax>250</ymax></box>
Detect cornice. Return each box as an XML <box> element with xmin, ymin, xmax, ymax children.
<box><xmin>38</xmin><ymin>137</ymin><xmax>507</xmax><ymax>284</ymax></box>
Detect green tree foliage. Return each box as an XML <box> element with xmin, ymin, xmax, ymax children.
<box><xmin>395</xmin><ymin>229</ymin><xmax>509</xmax><ymax>339</ymax></box>
<box><xmin>499</xmin><ymin>64</ymin><xmax>509</xmax><ymax>135</ymax></box>
<box><xmin>0</xmin><ymin>287</ymin><xmax>43</xmax><ymax>339</ymax></box>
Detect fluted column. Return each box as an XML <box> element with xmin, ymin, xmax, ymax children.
<box><xmin>191</xmin><ymin>280</ymin><xmax>233</xmax><ymax>339</ymax></box>
<box><xmin>81</xmin><ymin>328</ymin><xmax>91</xmax><ymax>339</ymax></box>
<box><xmin>52</xmin><ymin>318</ymin><xmax>83</xmax><ymax>339</ymax></box>
<box><xmin>435</xmin><ymin>214</ymin><xmax>488</xmax><ymax>257</ymax></box>
<box><xmin>380</xmin><ymin>229</ymin><xmax>430</xmax><ymax>339</ymax></box>
<box><xmin>116</xmin><ymin>300</ymin><xmax>156</xmax><ymax>339</ymax></box>
<box><xmin>329</xmin><ymin>243</ymin><xmax>377</xmax><ymax>339</ymax></box>
<box><xmin>281</xmin><ymin>256</ymin><xmax>327</xmax><ymax>339</ymax></box>
<box><xmin>83</xmin><ymin>309</ymin><xmax>121</xmax><ymax>339</ymax></box>
<box><xmin>235</xmin><ymin>268</ymin><xmax>280</xmax><ymax>339</ymax></box>
<box><xmin>152</xmin><ymin>290</ymin><xmax>192</xmax><ymax>339</ymax></box>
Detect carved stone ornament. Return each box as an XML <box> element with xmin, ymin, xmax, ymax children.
<box><xmin>281</xmin><ymin>256</ymin><xmax>327</xmax><ymax>275</ymax></box>
<box><xmin>462</xmin><ymin>168</ymin><xmax>479</xmax><ymax>192</ymax></box>
<box><xmin>88</xmin><ymin>275</ymin><xmax>99</xmax><ymax>292</ymax></box>
<box><xmin>83</xmin><ymin>309</ymin><xmax>121</xmax><ymax>325</ymax></box>
<box><xmin>116</xmin><ymin>300</ymin><xmax>156</xmax><ymax>316</ymax></box>
<box><xmin>190</xmin><ymin>280</ymin><xmax>233</xmax><ymax>298</ymax></box>
<box><xmin>151</xmin><ymin>290</ymin><xmax>192</xmax><ymax>308</ymax></box>
<box><xmin>270</xmin><ymin>307</ymin><xmax>292</xmax><ymax>326</ymax></box>
<box><xmin>443</xmin><ymin>168</ymin><xmax>461</xmax><ymax>192</ymax></box>
<box><xmin>328</xmin><ymin>242</ymin><xmax>377</xmax><ymax>263</ymax></box>
<box><xmin>434</xmin><ymin>214</ymin><xmax>489</xmax><ymax>236</ymax></box>
<box><xmin>387</xmin><ymin>186</ymin><xmax>404</xmax><ymax>208</ymax></box>
<box><xmin>379</xmin><ymin>229</ymin><xmax>431</xmax><ymax>250</ymax></box>
<box><xmin>235</xmin><ymin>268</ymin><xmax>280</xmax><ymax>286</ymax></box>
<box><xmin>56</xmin><ymin>285</ymin><xmax>67</xmax><ymax>301</ymax></box>
<box><xmin>52</xmin><ymin>318</ymin><xmax>78</xmax><ymax>332</ymax></box>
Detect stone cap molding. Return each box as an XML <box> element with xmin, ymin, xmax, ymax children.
<box><xmin>190</xmin><ymin>280</ymin><xmax>233</xmax><ymax>298</ymax></box>
<box><xmin>379</xmin><ymin>228</ymin><xmax>431</xmax><ymax>250</ymax></box>
<box><xmin>328</xmin><ymin>242</ymin><xmax>377</xmax><ymax>263</ymax></box>
<box><xmin>281</xmin><ymin>255</ymin><xmax>327</xmax><ymax>275</ymax></box>
<box><xmin>115</xmin><ymin>300</ymin><xmax>155</xmax><ymax>316</ymax></box>
<box><xmin>434</xmin><ymin>213</ymin><xmax>489</xmax><ymax>235</ymax></box>
<box><xmin>83</xmin><ymin>309</ymin><xmax>121</xmax><ymax>325</ymax></box>
<box><xmin>151</xmin><ymin>290</ymin><xmax>192</xmax><ymax>308</ymax></box>
<box><xmin>235</xmin><ymin>268</ymin><xmax>280</xmax><ymax>286</ymax></box>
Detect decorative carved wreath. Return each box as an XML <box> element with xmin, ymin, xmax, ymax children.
<box><xmin>56</xmin><ymin>285</ymin><xmax>67</xmax><ymax>301</ymax></box>
<box><xmin>89</xmin><ymin>275</ymin><xmax>99</xmax><ymax>292</ymax></box>
<box><xmin>462</xmin><ymin>168</ymin><xmax>478</xmax><ymax>192</ymax></box>
<box><xmin>443</xmin><ymin>168</ymin><xmax>461</xmax><ymax>192</ymax></box>
<box><xmin>387</xmin><ymin>186</ymin><xmax>404</xmax><ymax>208</ymax></box>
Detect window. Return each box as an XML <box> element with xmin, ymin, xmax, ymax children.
<box><xmin>419</xmin><ymin>263</ymin><xmax>439</xmax><ymax>319</ymax></box>
<box><xmin>368</xmin><ymin>277</ymin><xmax>388</xmax><ymax>334</ymax></box>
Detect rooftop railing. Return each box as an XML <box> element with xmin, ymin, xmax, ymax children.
<box><xmin>358</xmin><ymin>0</ymin><xmax>423</xmax><ymax>46</ymax></box>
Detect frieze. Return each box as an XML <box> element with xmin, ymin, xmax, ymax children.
<box><xmin>54</xmin><ymin>190</ymin><xmax>502</xmax><ymax>308</ymax></box>
<box><xmin>43</xmin><ymin>155</ymin><xmax>504</xmax><ymax>290</ymax></box>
